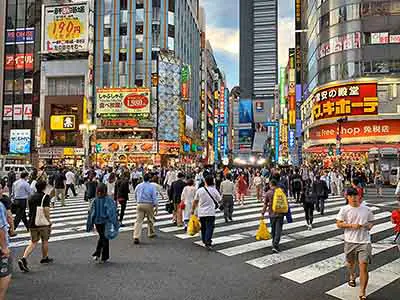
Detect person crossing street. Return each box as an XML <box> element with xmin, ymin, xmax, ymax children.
<box><xmin>12</xmin><ymin>172</ymin><xmax>32</xmax><ymax>231</ymax></box>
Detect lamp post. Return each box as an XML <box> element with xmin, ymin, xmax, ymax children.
<box><xmin>79</xmin><ymin>123</ymin><xmax>97</xmax><ymax>167</ymax></box>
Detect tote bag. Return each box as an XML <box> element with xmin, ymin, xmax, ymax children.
<box><xmin>35</xmin><ymin>194</ymin><xmax>51</xmax><ymax>227</ymax></box>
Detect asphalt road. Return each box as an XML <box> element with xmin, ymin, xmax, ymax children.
<box><xmin>8</xmin><ymin>188</ymin><xmax>399</xmax><ymax>300</ymax></box>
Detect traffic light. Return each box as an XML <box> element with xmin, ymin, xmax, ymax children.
<box><xmin>328</xmin><ymin>145</ymin><xmax>334</xmax><ymax>156</ymax></box>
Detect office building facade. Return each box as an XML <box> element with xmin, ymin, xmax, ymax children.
<box><xmin>300</xmin><ymin>0</ymin><xmax>400</xmax><ymax>175</ymax></box>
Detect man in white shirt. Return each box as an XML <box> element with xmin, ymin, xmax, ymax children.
<box><xmin>164</xmin><ymin>167</ymin><xmax>177</xmax><ymax>191</ymax></box>
<box><xmin>65</xmin><ymin>169</ymin><xmax>77</xmax><ymax>197</ymax></box>
<box><xmin>191</xmin><ymin>175</ymin><xmax>221</xmax><ymax>250</ymax></box>
<box><xmin>336</xmin><ymin>187</ymin><xmax>374</xmax><ymax>300</ymax></box>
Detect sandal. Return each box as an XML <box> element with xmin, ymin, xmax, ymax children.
<box><xmin>348</xmin><ymin>279</ymin><xmax>356</xmax><ymax>287</ymax></box>
<box><xmin>359</xmin><ymin>296</ymin><xmax>367</xmax><ymax>300</ymax></box>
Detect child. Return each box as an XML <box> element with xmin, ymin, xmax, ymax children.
<box><xmin>391</xmin><ymin>199</ymin><xmax>400</xmax><ymax>251</ymax></box>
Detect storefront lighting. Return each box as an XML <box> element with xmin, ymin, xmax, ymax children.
<box><xmin>249</xmin><ymin>156</ymin><xmax>256</xmax><ymax>164</ymax></box>
<box><xmin>257</xmin><ymin>158</ymin><xmax>266</xmax><ymax>165</ymax></box>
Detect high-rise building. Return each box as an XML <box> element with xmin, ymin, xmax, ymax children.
<box><xmin>236</xmin><ymin>0</ymin><xmax>278</xmax><ymax>161</ymax></box>
<box><xmin>300</xmin><ymin>0</ymin><xmax>400</xmax><ymax>173</ymax></box>
<box><xmin>1</xmin><ymin>0</ymin><xmax>41</xmax><ymax>164</ymax></box>
<box><xmin>240</xmin><ymin>0</ymin><xmax>278</xmax><ymax>105</ymax></box>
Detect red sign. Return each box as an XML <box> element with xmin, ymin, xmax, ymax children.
<box><xmin>101</xmin><ymin>119</ymin><xmax>139</xmax><ymax>128</ymax></box>
<box><xmin>310</xmin><ymin>120</ymin><xmax>400</xmax><ymax>140</ymax></box>
<box><xmin>312</xmin><ymin>83</ymin><xmax>378</xmax><ymax>121</ymax></box>
<box><xmin>123</xmin><ymin>94</ymin><xmax>148</xmax><ymax>109</ymax></box>
<box><xmin>5</xmin><ymin>53</ymin><xmax>33</xmax><ymax>70</ymax></box>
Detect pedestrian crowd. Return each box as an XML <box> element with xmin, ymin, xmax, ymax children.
<box><xmin>0</xmin><ymin>163</ymin><xmax>398</xmax><ymax>300</ymax></box>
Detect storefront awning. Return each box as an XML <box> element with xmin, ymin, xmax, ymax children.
<box><xmin>304</xmin><ymin>144</ymin><xmax>400</xmax><ymax>154</ymax></box>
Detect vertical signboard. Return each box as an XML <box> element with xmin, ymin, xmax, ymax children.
<box><xmin>181</xmin><ymin>65</ymin><xmax>190</xmax><ymax>101</ymax></box>
<box><xmin>288</xmin><ymin>48</ymin><xmax>296</xmax><ymax>129</ymax></box>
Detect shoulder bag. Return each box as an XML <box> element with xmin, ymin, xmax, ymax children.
<box><xmin>35</xmin><ymin>194</ymin><xmax>51</xmax><ymax>227</ymax></box>
<box><xmin>204</xmin><ymin>187</ymin><xmax>224</xmax><ymax>211</ymax></box>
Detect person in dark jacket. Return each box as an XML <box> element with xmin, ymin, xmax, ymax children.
<box><xmin>115</xmin><ymin>172</ymin><xmax>130</xmax><ymax>227</ymax></box>
<box><xmin>85</xmin><ymin>173</ymin><xmax>98</xmax><ymax>209</ymax></box>
<box><xmin>301</xmin><ymin>179</ymin><xmax>315</xmax><ymax>230</ymax></box>
<box><xmin>313</xmin><ymin>175</ymin><xmax>329</xmax><ymax>215</ymax></box>
<box><xmin>53</xmin><ymin>169</ymin><xmax>66</xmax><ymax>206</ymax></box>
<box><xmin>7</xmin><ymin>169</ymin><xmax>16</xmax><ymax>194</ymax></box>
<box><xmin>168</xmin><ymin>173</ymin><xmax>186</xmax><ymax>226</ymax></box>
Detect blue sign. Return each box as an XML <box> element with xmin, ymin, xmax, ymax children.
<box><xmin>9</xmin><ymin>129</ymin><xmax>31</xmax><ymax>154</ymax></box>
<box><xmin>289</xmin><ymin>130</ymin><xmax>295</xmax><ymax>150</ymax></box>
<box><xmin>183</xmin><ymin>143</ymin><xmax>190</xmax><ymax>152</ymax></box>
<box><xmin>6</xmin><ymin>28</ymin><xmax>35</xmax><ymax>45</ymax></box>
<box><xmin>239</xmin><ymin>99</ymin><xmax>253</xmax><ymax>124</ymax></box>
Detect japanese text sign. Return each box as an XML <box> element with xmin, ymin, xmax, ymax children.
<box><xmin>312</xmin><ymin>83</ymin><xmax>378</xmax><ymax>121</ymax></box>
<box><xmin>42</xmin><ymin>2</ymin><xmax>89</xmax><ymax>53</ymax></box>
<box><xmin>96</xmin><ymin>88</ymin><xmax>151</xmax><ymax>115</ymax></box>
<box><xmin>9</xmin><ymin>129</ymin><xmax>31</xmax><ymax>154</ymax></box>
<box><xmin>6</xmin><ymin>28</ymin><xmax>35</xmax><ymax>44</ymax></box>
<box><xmin>50</xmin><ymin>115</ymin><xmax>76</xmax><ymax>130</ymax></box>
<box><xmin>5</xmin><ymin>54</ymin><xmax>33</xmax><ymax>70</ymax></box>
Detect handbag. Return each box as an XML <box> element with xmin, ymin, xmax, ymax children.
<box><xmin>35</xmin><ymin>194</ymin><xmax>51</xmax><ymax>227</ymax></box>
<box><xmin>117</xmin><ymin>197</ymin><xmax>125</xmax><ymax>204</ymax></box>
<box><xmin>179</xmin><ymin>201</ymin><xmax>186</xmax><ymax>210</ymax></box>
<box><xmin>204</xmin><ymin>187</ymin><xmax>224</xmax><ymax>211</ymax></box>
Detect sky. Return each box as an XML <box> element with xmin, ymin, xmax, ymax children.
<box><xmin>200</xmin><ymin>0</ymin><xmax>295</xmax><ymax>88</ymax></box>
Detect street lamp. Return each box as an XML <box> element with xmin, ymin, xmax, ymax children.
<box><xmin>79</xmin><ymin>123</ymin><xmax>97</xmax><ymax>167</ymax></box>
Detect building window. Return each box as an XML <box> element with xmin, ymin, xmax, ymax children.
<box><xmin>136</xmin><ymin>24</ymin><xmax>143</xmax><ymax>34</ymax></box>
<box><xmin>135</xmin><ymin>79</ymin><xmax>143</xmax><ymax>87</ymax></box>
<box><xmin>168</xmin><ymin>0</ymin><xmax>175</xmax><ymax>13</ymax></box>
<box><xmin>104</xmin><ymin>53</ymin><xmax>111</xmax><ymax>62</ymax></box>
<box><xmin>119</xmin><ymin>52</ymin><xmax>127</xmax><ymax>62</ymax></box>
<box><xmin>104</xmin><ymin>27</ymin><xmax>111</xmax><ymax>37</ymax></box>
<box><xmin>47</xmin><ymin>77</ymin><xmax>84</xmax><ymax>96</ymax></box>
<box><xmin>136</xmin><ymin>51</ymin><xmax>143</xmax><ymax>60</ymax></box>
<box><xmin>120</xmin><ymin>25</ymin><xmax>127</xmax><ymax>36</ymax></box>
<box><xmin>168</xmin><ymin>24</ymin><xmax>175</xmax><ymax>38</ymax></box>
<box><xmin>120</xmin><ymin>0</ymin><xmax>128</xmax><ymax>10</ymax></box>
<box><xmin>136</xmin><ymin>0</ymin><xmax>144</xmax><ymax>9</ymax></box>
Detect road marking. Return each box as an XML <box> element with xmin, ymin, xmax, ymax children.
<box><xmin>217</xmin><ymin>207</ymin><xmax>381</xmax><ymax>256</ymax></box>
<box><xmin>281</xmin><ymin>235</ymin><xmax>397</xmax><ymax>283</ymax></box>
<box><xmin>175</xmin><ymin>200</ymin><xmax>348</xmax><ymax>240</ymax></box>
<box><xmin>245</xmin><ymin>216</ymin><xmax>392</xmax><ymax>269</ymax></box>
<box><xmin>326</xmin><ymin>258</ymin><xmax>400</xmax><ymax>300</ymax></box>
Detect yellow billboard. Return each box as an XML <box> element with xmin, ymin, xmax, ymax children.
<box><xmin>50</xmin><ymin>115</ymin><xmax>76</xmax><ymax>131</ymax></box>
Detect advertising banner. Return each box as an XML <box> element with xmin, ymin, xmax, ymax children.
<box><xmin>3</xmin><ymin>104</ymin><xmax>32</xmax><ymax>121</ymax></box>
<box><xmin>9</xmin><ymin>129</ymin><xmax>31</xmax><ymax>154</ymax></box>
<box><xmin>6</xmin><ymin>28</ymin><xmax>35</xmax><ymax>44</ymax></box>
<box><xmin>309</xmin><ymin>120</ymin><xmax>400</xmax><ymax>140</ymax></box>
<box><xmin>238</xmin><ymin>129</ymin><xmax>253</xmax><ymax>145</ymax></box>
<box><xmin>50</xmin><ymin>115</ymin><xmax>76</xmax><ymax>130</ymax></box>
<box><xmin>5</xmin><ymin>54</ymin><xmax>34</xmax><ymax>70</ymax></box>
<box><xmin>96</xmin><ymin>140</ymin><xmax>156</xmax><ymax>155</ymax></box>
<box><xmin>181</xmin><ymin>65</ymin><xmax>190</xmax><ymax>101</ymax></box>
<box><xmin>100</xmin><ymin>119</ymin><xmax>139</xmax><ymax>128</ymax></box>
<box><xmin>96</xmin><ymin>88</ymin><xmax>151</xmax><ymax>115</ymax></box>
<box><xmin>42</xmin><ymin>2</ymin><xmax>89</xmax><ymax>53</ymax></box>
<box><xmin>311</xmin><ymin>83</ymin><xmax>378</xmax><ymax>122</ymax></box>
<box><xmin>239</xmin><ymin>99</ymin><xmax>253</xmax><ymax>124</ymax></box>
<box><xmin>158</xmin><ymin>51</ymin><xmax>181</xmax><ymax>141</ymax></box>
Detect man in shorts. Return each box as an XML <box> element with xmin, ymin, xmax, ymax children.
<box><xmin>18</xmin><ymin>181</ymin><xmax>53</xmax><ymax>273</ymax></box>
<box><xmin>0</xmin><ymin>201</ymin><xmax>11</xmax><ymax>300</ymax></box>
<box><xmin>336</xmin><ymin>187</ymin><xmax>374</xmax><ymax>300</ymax></box>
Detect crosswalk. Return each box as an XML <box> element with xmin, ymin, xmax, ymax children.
<box><xmin>157</xmin><ymin>194</ymin><xmax>399</xmax><ymax>299</ymax></box>
<box><xmin>10</xmin><ymin>192</ymin><xmax>399</xmax><ymax>298</ymax></box>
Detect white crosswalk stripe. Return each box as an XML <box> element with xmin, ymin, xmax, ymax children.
<box><xmin>156</xmin><ymin>194</ymin><xmax>398</xmax><ymax>299</ymax></box>
<box><xmin>10</xmin><ymin>192</ymin><xmax>398</xmax><ymax>299</ymax></box>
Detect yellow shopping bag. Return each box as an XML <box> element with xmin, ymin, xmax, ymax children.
<box><xmin>255</xmin><ymin>218</ymin><xmax>271</xmax><ymax>241</ymax></box>
<box><xmin>188</xmin><ymin>215</ymin><xmax>201</xmax><ymax>236</ymax></box>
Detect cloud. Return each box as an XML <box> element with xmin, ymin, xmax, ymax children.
<box><xmin>278</xmin><ymin>17</ymin><xmax>295</xmax><ymax>67</ymax></box>
<box><xmin>205</xmin><ymin>26</ymin><xmax>239</xmax><ymax>57</ymax></box>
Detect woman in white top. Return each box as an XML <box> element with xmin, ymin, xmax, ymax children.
<box><xmin>180</xmin><ymin>179</ymin><xmax>196</xmax><ymax>231</ymax></box>
<box><xmin>191</xmin><ymin>175</ymin><xmax>221</xmax><ymax>250</ymax></box>
<box><xmin>106</xmin><ymin>172</ymin><xmax>116</xmax><ymax>198</ymax></box>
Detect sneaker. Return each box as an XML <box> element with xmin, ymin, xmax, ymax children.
<box><xmin>18</xmin><ymin>258</ymin><xmax>29</xmax><ymax>272</ymax></box>
<box><xmin>229</xmin><ymin>217</ymin><xmax>233</xmax><ymax>222</ymax></box>
<box><xmin>272</xmin><ymin>247</ymin><xmax>279</xmax><ymax>254</ymax></box>
<box><xmin>119</xmin><ymin>223</ymin><xmax>126</xmax><ymax>227</ymax></box>
<box><xmin>92</xmin><ymin>255</ymin><xmax>99</xmax><ymax>261</ymax></box>
<box><xmin>40</xmin><ymin>257</ymin><xmax>54</xmax><ymax>264</ymax></box>
<box><xmin>205</xmin><ymin>244</ymin><xmax>214</xmax><ymax>251</ymax></box>
<box><xmin>134</xmin><ymin>238</ymin><xmax>140</xmax><ymax>244</ymax></box>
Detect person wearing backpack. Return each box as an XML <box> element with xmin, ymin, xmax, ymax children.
<box><xmin>291</xmin><ymin>169</ymin><xmax>303</xmax><ymax>203</ymax></box>
<box><xmin>261</xmin><ymin>179</ymin><xmax>288</xmax><ymax>253</ymax></box>
<box><xmin>313</xmin><ymin>175</ymin><xmax>329</xmax><ymax>215</ymax></box>
<box><xmin>301</xmin><ymin>179</ymin><xmax>315</xmax><ymax>230</ymax></box>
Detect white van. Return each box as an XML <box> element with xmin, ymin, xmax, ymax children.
<box><xmin>0</xmin><ymin>164</ymin><xmax>33</xmax><ymax>180</ymax></box>
<box><xmin>389</xmin><ymin>167</ymin><xmax>400</xmax><ymax>186</ymax></box>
